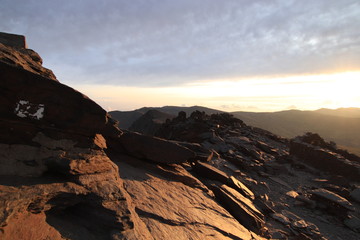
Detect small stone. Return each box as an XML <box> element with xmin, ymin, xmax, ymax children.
<box><xmin>271</xmin><ymin>231</ymin><xmax>287</xmax><ymax>239</ymax></box>
<box><xmin>350</xmin><ymin>188</ymin><xmax>360</xmax><ymax>203</ymax></box>
<box><xmin>286</xmin><ymin>190</ymin><xmax>299</xmax><ymax>198</ymax></box>
<box><xmin>292</xmin><ymin>219</ymin><xmax>308</xmax><ymax>229</ymax></box>
<box><xmin>271</xmin><ymin>213</ymin><xmax>290</xmax><ymax>225</ymax></box>
<box><xmin>344</xmin><ymin>215</ymin><xmax>360</xmax><ymax>232</ymax></box>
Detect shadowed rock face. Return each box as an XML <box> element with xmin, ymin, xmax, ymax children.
<box><xmin>128</xmin><ymin>109</ymin><xmax>175</xmax><ymax>135</ymax></box>
<box><xmin>1</xmin><ymin>33</ymin><xmax>360</xmax><ymax>240</ymax></box>
<box><xmin>290</xmin><ymin>138</ymin><xmax>360</xmax><ymax>181</ymax></box>
<box><xmin>0</xmin><ymin>34</ymin><xmax>148</xmax><ymax>240</ymax></box>
<box><xmin>0</xmin><ymin>57</ymin><xmax>120</xmax><ymax>139</ymax></box>
<box><xmin>0</xmin><ymin>32</ymin><xmax>27</xmax><ymax>48</ymax></box>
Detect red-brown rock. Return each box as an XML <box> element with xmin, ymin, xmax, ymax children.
<box><xmin>117</xmin><ymin>131</ymin><xmax>195</xmax><ymax>164</ymax></box>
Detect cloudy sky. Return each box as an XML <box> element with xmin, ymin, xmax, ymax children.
<box><xmin>1</xmin><ymin>0</ymin><xmax>360</xmax><ymax>111</ymax></box>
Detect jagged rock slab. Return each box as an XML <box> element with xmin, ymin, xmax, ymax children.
<box><xmin>192</xmin><ymin>161</ymin><xmax>229</xmax><ymax>183</ymax></box>
<box><xmin>290</xmin><ymin>140</ymin><xmax>360</xmax><ymax>181</ymax></box>
<box><xmin>210</xmin><ymin>184</ymin><xmax>265</xmax><ymax>234</ymax></box>
<box><xmin>271</xmin><ymin>210</ymin><xmax>321</xmax><ymax>238</ymax></box>
<box><xmin>114</xmin><ymin>154</ymin><xmax>264</xmax><ymax>240</ymax></box>
<box><xmin>310</xmin><ymin>188</ymin><xmax>355</xmax><ymax>211</ymax></box>
<box><xmin>0</xmin><ymin>57</ymin><xmax>120</xmax><ymax>139</ymax></box>
<box><xmin>117</xmin><ymin>131</ymin><xmax>195</xmax><ymax>163</ymax></box>
<box><xmin>228</xmin><ymin>176</ymin><xmax>255</xmax><ymax>200</ymax></box>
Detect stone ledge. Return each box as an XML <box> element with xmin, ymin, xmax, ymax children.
<box><xmin>0</xmin><ymin>32</ymin><xmax>27</xmax><ymax>48</ymax></box>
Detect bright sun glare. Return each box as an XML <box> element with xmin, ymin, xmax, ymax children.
<box><xmin>181</xmin><ymin>71</ymin><xmax>360</xmax><ymax>110</ymax></box>
<box><xmin>75</xmin><ymin>71</ymin><xmax>360</xmax><ymax>112</ymax></box>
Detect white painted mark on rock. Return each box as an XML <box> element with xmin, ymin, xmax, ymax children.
<box><xmin>14</xmin><ymin>100</ymin><xmax>44</xmax><ymax>120</ymax></box>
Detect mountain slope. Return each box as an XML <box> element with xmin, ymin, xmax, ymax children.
<box><xmin>232</xmin><ymin>109</ymin><xmax>360</xmax><ymax>155</ymax></box>
<box><xmin>315</xmin><ymin>108</ymin><xmax>360</xmax><ymax>118</ymax></box>
<box><xmin>108</xmin><ymin>109</ymin><xmax>149</xmax><ymax>129</ymax></box>
<box><xmin>109</xmin><ymin>105</ymin><xmax>222</xmax><ymax>129</ymax></box>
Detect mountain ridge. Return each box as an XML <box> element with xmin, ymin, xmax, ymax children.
<box><xmin>110</xmin><ymin>106</ymin><xmax>360</xmax><ymax>155</ymax></box>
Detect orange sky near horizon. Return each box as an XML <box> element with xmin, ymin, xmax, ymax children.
<box><xmin>73</xmin><ymin>71</ymin><xmax>360</xmax><ymax>112</ymax></box>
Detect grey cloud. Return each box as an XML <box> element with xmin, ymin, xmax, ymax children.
<box><xmin>1</xmin><ymin>0</ymin><xmax>359</xmax><ymax>86</ymax></box>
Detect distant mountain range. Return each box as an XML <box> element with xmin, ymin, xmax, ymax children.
<box><xmin>109</xmin><ymin>107</ymin><xmax>360</xmax><ymax>155</ymax></box>
<box><xmin>231</xmin><ymin>108</ymin><xmax>360</xmax><ymax>155</ymax></box>
<box><xmin>109</xmin><ymin>106</ymin><xmax>223</xmax><ymax>129</ymax></box>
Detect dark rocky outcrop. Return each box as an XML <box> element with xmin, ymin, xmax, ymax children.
<box><xmin>290</xmin><ymin>135</ymin><xmax>360</xmax><ymax>181</ymax></box>
<box><xmin>128</xmin><ymin>109</ymin><xmax>174</xmax><ymax>135</ymax></box>
<box><xmin>0</xmin><ymin>32</ymin><xmax>27</xmax><ymax>48</ymax></box>
<box><xmin>0</xmin><ymin>42</ymin><xmax>56</xmax><ymax>80</ymax></box>
<box><xmin>210</xmin><ymin>183</ymin><xmax>265</xmax><ymax>233</ymax></box>
<box><xmin>0</xmin><ymin>50</ymin><xmax>120</xmax><ymax>139</ymax></box>
<box><xmin>193</xmin><ymin>161</ymin><xmax>229</xmax><ymax>183</ymax></box>
<box><xmin>116</xmin><ymin>131</ymin><xmax>195</xmax><ymax>164</ymax></box>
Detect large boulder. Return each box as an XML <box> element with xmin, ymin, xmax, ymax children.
<box><xmin>117</xmin><ymin>131</ymin><xmax>195</xmax><ymax>164</ymax></box>
<box><xmin>309</xmin><ymin>188</ymin><xmax>355</xmax><ymax>212</ymax></box>
<box><xmin>192</xmin><ymin>161</ymin><xmax>229</xmax><ymax>183</ymax></box>
<box><xmin>290</xmin><ymin>139</ymin><xmax>360</xmax><ymax>181</ymax></box>
<box><xmin>210</xmin><ymin>184</ymin><xmax>265</xmax><ymax>234</ymax></box>
<box><xmin>0</xmin><ymin>55</ymin><xmax>121</xmax><ymax>139</ymax></box>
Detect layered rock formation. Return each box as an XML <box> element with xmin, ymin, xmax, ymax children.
<box><xmin>1</xmin><ymin>33</ymin><xmax>359</xmax><ymax>240</ymax></box>
<box><xmin>152</xmin><ymin>111</ymin><xmax>360</xmax><ymax>239</ymax></box>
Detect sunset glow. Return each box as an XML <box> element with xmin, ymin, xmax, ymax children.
<box><xmin>75</xmin><ymin>71</ymin><xmax>360</xmax><ymax>112</ymax></box>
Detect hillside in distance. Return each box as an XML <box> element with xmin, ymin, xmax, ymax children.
<box><xmin>315</xmin><ymin>108</ymin><xmax>360</xmax><ymax>118</ymax></box>
<box><xmin>109</xmin><ymin>105</ymin><xmax>223</xmax><ymax>129</ymax></box>
<box><xmin>110</xmin><ymin>106</ymin><xmax>360</xmax><ymax>155</ymax></box>
<box><xmin>231</xmin><ymin>108</ymin><xmax>360</xmax><ymax>155</ymax></box>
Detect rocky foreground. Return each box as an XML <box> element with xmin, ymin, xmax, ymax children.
<box><xmin>0</xmin><ymin>32</ymin><xmax>359</xmax><ymax>240</ymax></box>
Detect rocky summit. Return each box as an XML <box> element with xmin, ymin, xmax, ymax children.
<box><xmin>0</xmin><ymin>33</ymin><xmax>359</xmax><ymax>240</ymax></box>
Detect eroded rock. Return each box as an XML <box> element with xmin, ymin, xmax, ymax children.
<box><xmin>117</xmin><ymin>131</ymin><xmax>195</xmax><ymax>164</ymax></box>
<box><xmin>210</xmin><ymin>184</ymin><xmax>265</xmax><ymax>234</ymax></box>
<box><xmin>290</xmin><ymin>138</ymin><xmax>360</xmax><ymax>181</ymax></box>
